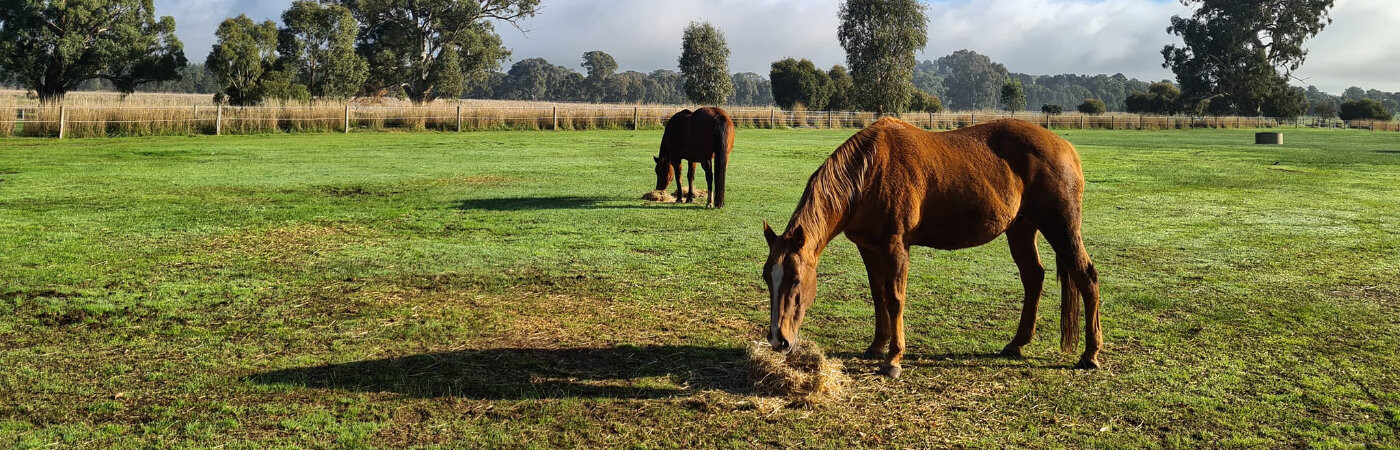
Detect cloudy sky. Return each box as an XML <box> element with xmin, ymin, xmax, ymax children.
<box><xmin>155</xmin><ymin>0</ymin><xmax>1400</xmax><ymax>93</ymax></box>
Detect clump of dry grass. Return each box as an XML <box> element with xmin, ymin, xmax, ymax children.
<box><xmin>746</xmin><ymin>340</ymin><xmax>848</xmax><ymax>406</ymax></box>
<box><xmin>641</xmin><ymin>190</ymin><xmax>673</xmax><ymax>202</ymax></box>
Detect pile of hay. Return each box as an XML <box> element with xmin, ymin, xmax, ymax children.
<box><xmin>746</xmin><ymin>340</ymin><xmax>848</xmax><ymax>405</ymax></box>
<box><xmin>640</xmin><ymin>187</ymin><xmax>708</xmax><ymax>203</ymax></box>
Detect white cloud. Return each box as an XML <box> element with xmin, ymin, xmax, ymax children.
<box><xmin>156</xmin><ymin>0</ymin><xmax>1398</xmax><ymax>93</ymax></box>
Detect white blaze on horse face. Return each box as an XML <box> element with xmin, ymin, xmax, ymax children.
<box><xmin>768</xmin><ymin>263</ymin><xmax>785</xmax><ymax>347</ymax></box>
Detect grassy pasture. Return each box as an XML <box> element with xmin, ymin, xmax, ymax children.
<box><xmin>1</xmin><ymin>127</ymin><xmax>1397</xmax><ymax>447</ymax></box>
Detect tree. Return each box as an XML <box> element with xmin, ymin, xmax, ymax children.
<box><xmin>1312</xmin><ymin>99</ymin><xmax>1338</xmax><ymax>118</ymax></box>
<box><xmin>645</xmin><ymin>69</ymin><xmax>687</xmax><ymax>104</ymax></box>
<box><xmin>207</xmin><ymin>15</ymin><xmax>286</xmax><ymax>106</ymax></box>
<box><xmin>1162</xmin><ymin>0</ymin><xmax>1335</xmax><ymax>116</ymax></box>
<box><xmin>729</xmin><ymin>72</ymin><xmax>773</xmax><ymax>106</ymax></box>
<box><xmin>336</xmin><ymin>0</ymin><xmax>538</xmax><ymax>104</ymax></box>
<box><xmin>0</xmin><ymin>0</ymin><xmax>186</xmax><ymax>103</ymax></box>
<box><xmin>279</xmin><ymin>1</ymin><xmax>368</xmax><ymax>99</ymax></box>
<box><xmin>1339</xmin><ymin>99</ymin><xmax>1391</xmax><ymax>121</ymax></box>
<box><xmin>826</xmin><ymin>65</ymin><xmax>854</xmax><ymax>111</ymax></box>
<box><xmin>838</xmin><ymin>0</ymin><xmax>927</xmax><ymax>115</ymax></box>
<box><xmin>1041</xmin><ymin>104</ymin><xmax>1063</xmax><ymax>115</ymax></box>
<box><xmin>769</xmin><ymin>58</ymin><xmax>832</xmax><ymax>110</ymax></box>
<box><xmin>908</xmin><ymin>90</ymin><xmax>942</xmax><ymax>113</ymax></box>
<box><xmin>581</xmin><ymin>50</ymin><xmax>617</xmax><ymax>102</ymax></box>
<box><xmin>936</xmin><ymin>50</ymin><xmax>1009</xmax><ymax>111</ymax></box>
<box><xmin>1000</xmin><ymin>81</ymin><xmax>1026</xmax><ymax>112</ymax></box>
<box><xmin>678</xmin><ymin>21</ymin><xmax>733</xmax><ymax>105</ymax></box>
<box><xmin>1078</xmin><ymin>98</ymin><xmax>1106</xmax><ymax>115</ymax></box>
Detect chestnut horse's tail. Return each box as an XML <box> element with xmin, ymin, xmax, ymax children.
<box><xmin>712</xmin><ymin>118</ymin><xmax>730</xmax><ymax>208</ymax></box>
<box><xmin>1059</xmin><ymin>266</ymin><xmax>1080</xmax><ymax>353</ymax></box>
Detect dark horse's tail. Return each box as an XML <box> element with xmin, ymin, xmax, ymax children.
<box><xmin>712</xmin><ymin>118</ymin><xmax>730</xmax><ymax>208</ymax></box>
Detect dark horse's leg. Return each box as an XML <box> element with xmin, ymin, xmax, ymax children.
<box><xmin>685</xmin><ymin>162</ymin><xmax>697</xmax><ymax>203</ymax></box>
<box><xmin>700</xmin><ymin>160</ymin><xmax>714</xmax><ymax>208</ymax></box>
<box><xmin>1001</xmin><ymin>219</ymin><xmax>1045</xmax><ymax>358</ymax></box>
<box><xmin>671</xmin><ymin>160</ymin><xmax>685</xmax><ymax>202</ymax></box>
<box><xmin>858</xmin><ymin>245</ymin><xmax>892</xmax><ymax>360</ymax></box>
<box><xmin>1041</xmin><ymin>217</ymin><xmax>1102</xmax><ymax>369</ymax></box>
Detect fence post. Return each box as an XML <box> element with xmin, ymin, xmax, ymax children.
<box><xmin>455</xmin><ymin>105</ymin><xmax>462</xmax><ymax>132</ymax></box>
<box><xmin>58</xmin><ymin>105</ymin><xmax>66</xmax><ymax>139</ymax></box>
<box><xmin>1046</xmin><ymin>114</ymin><xmax>1051</xmax><ymax>129</ymax></box>
<box><xmin>971</xmin><ymin>112</ymin><xmax>976</xmax><ymax>126</ymax></box>
<box><xmin>345</xmin><ymin>105</ymin><xmax>352</xmax><ymax>133</ymax></box>
<box><xmin>1139</xmin><ymin>114</ymin><xmax>1143</xmax><ymax>130</ymax></box>
<box><xmin>769</xmin><ymin>109</ymin><xmax>775</xmax><ymax>129</ymax></box>
<box><xmin>632</xmin><ymin>107</ymin><xmax>639</xmax><ymax>130</ymax></box>
<box><xmin>215</xmin><ymin>105</ymin><xmax>223</xmax><ymax>136</ymax></box>
<box><xmin>552</xmin><ymin>107</ymin><xmax>558</xmax><ymax>131</ymax></box>
<box><xmin>1079</xmin><ymin>114</ymin><xmax>1085</xmax><ymax>129</ymax></box>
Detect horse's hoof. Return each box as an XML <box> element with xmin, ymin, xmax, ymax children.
<box><xmin>877</xmin><ymin>364</ymin><xmax>902</xmax><ymax>378</ymax></box>
<box><xmin>999</xmin><ymin>345</ymin><xmax>1024</xmax><ymax>359</ymax></box>
<box><xmin>861</xmin><ymin>347</ymin><xmax>885</xmax><ymax>359</ymax></box>
<box><xmin>1073</xmin><ymin>357</ymin><xmax>1100</xmax><ymax>370</ymax></box>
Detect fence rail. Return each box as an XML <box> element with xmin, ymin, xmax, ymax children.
<box><xmin>0</xmin><ymin>105</ymin><xmax>1391</xmax><ymax>139</ymax></box>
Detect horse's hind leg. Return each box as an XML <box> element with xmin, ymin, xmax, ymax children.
<box><xmin>1001</xmin><ymin>219</ymin><xmax>1045</xmax><ymax>358</ymax></box>
<box><xmin>1041</xmin><ymin>218</ymin><xmax>1102</xmax><ymax>369</ymax></box>
<box><xmin>685</xmin><ymin>162</ymin><xmax>697</xmax><ymax>203</ymax></box>
<box><xmin>857</xmin><ymin>245</ymin><xmax>891</xmax><ymax>360</ymax></box>
<box><xmin>700</xmin><ymin>160</ymin><xmax>714</xmax><ymax>208</ymax></box>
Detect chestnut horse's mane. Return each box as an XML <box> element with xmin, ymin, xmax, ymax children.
<box><xmin>785</xmin><ymin>122</ymin><xmax>884</xmax><ymax>243</ymax></box>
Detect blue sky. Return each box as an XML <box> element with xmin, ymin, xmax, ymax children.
<box><xmin>154</xmin><ymin>0</ymin><xmax>1399</xmax><ymax>93</ymax></box>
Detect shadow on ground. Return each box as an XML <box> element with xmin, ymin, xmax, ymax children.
<box><xmin>247</xmin><ymin>345</ymin><xmax>747</xmax><ymax>399</ymax></box>
<box><xmin>455</xmin><ymin>196</ymin><xmax>661</xmax><ymax>211</ymax></box>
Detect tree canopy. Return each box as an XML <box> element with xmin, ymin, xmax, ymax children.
<box><xmin>770</xmin><ymin>58</ymin><xmax>832</xmax><ymax>110</ymax></box>
<box><xmin>279</xmin><ymin>1</ymin><xmax>368</xmax><ymax>99</ymax></box>
<box><xmin>678</xmin><ymin>21</ymin><xmax>734</xmax><ymax>105</ymax></box>
<box><xmin>936</xmin><ymin>50</ymin><xmax>1009</xmax><ymax>111</ymax></box>
<box><xmin>1000</xmin><ymin>81</ymin><xmax>1026</xmax><ymax>112</ymax></box>
<box><xmin>1162</xmin><ymin>0</ymin><xmax>1333</xmax><ymax>116</ymax></box>
<box><xmin>838</xmin><ymin>0</ymin><xmax>927</xmax><ymax>115</ymax></box>
<box><xmin>0</xmin><ymin>0</ymin><xmax>186</xmax><ymax>103</ymax></box>
<box><xmin>335</xmin><ymin>0</ymin><xmax>537</xmax><ymax>104</ymax></box>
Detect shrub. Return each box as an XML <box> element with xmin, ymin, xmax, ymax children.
<box><xmin>1040</xmin><ymin>104</ymin><xmax>1063</xmax><ymax>115</ymax></box>
<box><xmin>908</xmin><ymin>90</ymin><xmax>943</xmax><ymax>113</ymax></box>
<box><xmin>1077</xmin><ymin>98</ymin><xmax>1106</xmax><ymax>115</ymax></box>
<box><xmin>1339</xmin><ymin>99</ymin><xmax>1392</xmax><ymax>121</ymax></box>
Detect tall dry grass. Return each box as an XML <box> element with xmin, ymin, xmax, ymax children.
<box><xmin>1</xmin><ymin>88</ymin><xmax>1392</xmax><ymax>138</ymax></box>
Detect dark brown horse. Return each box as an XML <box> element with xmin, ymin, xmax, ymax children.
<box><xmin>654</xmin><ymin>107</ymin><xmax>735</xmax><ymax>208</ymax></box>
<box><xmin>762</xmin><ymin>118</ymin><xmax>1102</xmax><ymax>377</ymax></box>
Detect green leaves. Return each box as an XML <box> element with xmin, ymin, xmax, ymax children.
<box><xmin>1163</xmin><ymin>0</ymin><xmax>1334</xmax><ymax>116</ymax></box>
<box><xmin>838</xmin><ymin>0</ymin><xmax>927</xmax><ymax>115</ymax></box>
<box><xmin>678</xmin><ymin>21</ymin><xmax>733</xmax><ymax>106</ymax></box>
<box><xmin>0</xmin><ymin>0</ymin><xmax>186</xmax><ymax>103</ymax></box>
<box><xmin>334</xmin><ymin>0</ymin><xmax>536</xmax><ymax>104</ymax></box>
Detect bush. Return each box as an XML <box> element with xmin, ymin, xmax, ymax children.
<box><xmin>1077</xmin><ymin>98</ymin><xmax>1106</xmax><ymax>115</ymax></box>
<box><xmin>1339</xmin><ymin>99</ymin><xmax>1392</xmax><ymax>121</ymax></box>
<box><xmin>1040</xmin><ymin>104</ymin><xmax>1063</xmax><ymax>115</ymax></box>
<box><xmin>907</xmin><ymin>90</ymin><xmax>943</xmax><ymax>113</ymax></box>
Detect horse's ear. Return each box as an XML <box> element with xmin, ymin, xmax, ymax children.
<box><xmin>653</xmin><ymin>156</ymin><xmax>661</xmax><ymax>163</ymax></box>
<box><xmin>790</xmin><ymin>224</ymin><xmax>806</xmax><ymax>247</ymax></box>
<box><xmin>763</xmin><ymin>220</ymin><xmax>777</xmax><ymax>245</ymax></box>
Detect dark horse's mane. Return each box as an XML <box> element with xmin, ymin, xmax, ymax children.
<box><xmin>785</xmin><ymin>122</ymin><xmax>883</xmax><ymax>242</ymax></box>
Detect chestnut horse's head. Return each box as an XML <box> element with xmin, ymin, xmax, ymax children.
<box><xmin>653</xmin><ymin>155</ymin><xmax>673</xmax><ymax>191</ymax></box>
<box><xmin>762</xmin><ymin>221</ymin><xmax>818</xmax><ymax>353</ymax></box>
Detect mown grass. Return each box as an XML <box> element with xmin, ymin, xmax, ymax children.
<box><xmin>1</xmin><ymin>127</ymin><xmax>1397</xmax><ymax>447</ymax></box>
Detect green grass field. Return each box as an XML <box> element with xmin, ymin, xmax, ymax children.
<box><xmin>2</xmin><ymin>127</ymin><xmax>1398</xmax><ymax>447</ymax></box>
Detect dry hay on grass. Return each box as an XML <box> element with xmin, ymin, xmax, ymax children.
<box><xmin>746</xmin><ymin>340</ymin><xmax>848</xmax><ymax>406</ymax></box>
<box><xmin>640</xmin><ymin>187</ymin><xmax>709</xmax><ymax>203</ymax></box>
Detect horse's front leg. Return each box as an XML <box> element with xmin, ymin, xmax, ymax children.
<box><xmin>671</xmin><ymin>161</ymin><xmax>684</xmax><ymax>202</ymax></box>
<box><xmin>880</xmin><ymin>245</ymin><xmax>911</xmax><ymax>378</ymax></box>
<box><xmin>699</xmin><ymin>160</ymin><xmax>713</xmax><ymax>208</ymax></box>
<box><xmin>685</xmin><ymin>162</ymin><xmax>697</xmax><ymax>203</ymax></box>
<box><xmin>857</xmin><ymin>245</ymin><xmax>891</xmax><ymax>359</ymax></box>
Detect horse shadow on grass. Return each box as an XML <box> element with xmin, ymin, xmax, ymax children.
<box><xmin>455</xmin><ymin>196</ymin><xmax>663</xmax><ymax>211</ymax></box>
<box><xmin>246</xmin><ymin>345</ymin><xmax>747</xmax><ymax>399</ymax></box>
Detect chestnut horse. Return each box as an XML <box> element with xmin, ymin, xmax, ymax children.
<box><xmin>654</xmin><ymin>107</ymin><xmax>735</xmax><ymax>208</ymax></box>
<box><xmin>762</xmin><ymin>118</ymin><xmax>1102</xmax><ymax>377</ymax></box>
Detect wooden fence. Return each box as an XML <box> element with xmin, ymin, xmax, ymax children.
<box><xmin>0</xmin><ymin>105</ymin><xmax>1387</xmax><ymax>139</ymax></box>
